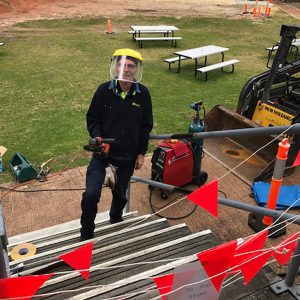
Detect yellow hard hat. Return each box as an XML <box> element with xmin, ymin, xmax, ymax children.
<box><xmin>112</xmin><ymin>48</ymin><xmax>143</xmax><ymax>61</ymax></box>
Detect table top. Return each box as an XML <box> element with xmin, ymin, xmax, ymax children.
<box><xmin>130</xmin><ymin>25</ymin><xmax>179</xmax><ymax>32</ymax></box>
<box><xmin>174</xmin><ymin>45</ymin><xmax>229</xmax><ymax>59</ymax></box>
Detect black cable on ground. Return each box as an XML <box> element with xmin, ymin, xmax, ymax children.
<box><xmin>148</xmin><ymin>186</ymin><xmax>228</xmax><ymax>220</ymax></box>
<box><xmin>0</xmin><ymin>180</ymin><xmax>141</xmax><ymax>193</ymax></box>
<box><xmin>0</xmin><ymin>186</ymin><xmax>86</xmax><ymax>193</ymax></box>
<box><xmin>148</xmin><ymin>188</ymin><xmax>198</xmax><ymax>220</ymax></box>
<box><xmin>218</xmin><ymin>189</ymin><xmax>227</xmax><ymax>198</ymax></box>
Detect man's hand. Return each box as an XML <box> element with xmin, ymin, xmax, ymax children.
<box><xmin>135</xmin><ymin>154</ymin><xmax>144</xmax><ymax>170</ymax></box>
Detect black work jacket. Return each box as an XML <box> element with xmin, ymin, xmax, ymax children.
<box><xmin>86</xmin><ymin>80</ymin><xmax>153</xmax><ymax>161</ymax></box>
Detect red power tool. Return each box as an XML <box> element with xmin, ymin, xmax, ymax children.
<box><xmin>83</xmin><ymin>137</ymin><xmax>114</xmax><ymax>156</ymax></box>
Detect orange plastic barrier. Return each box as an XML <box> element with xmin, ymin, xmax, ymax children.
<box><xmin>263</xmin><ymin>138</ymin><xmax>290</xmax><ymax>226</ymax></box>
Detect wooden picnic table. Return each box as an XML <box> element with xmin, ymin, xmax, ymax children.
<box><xmin>174</xmin><ymin>45</ymin><xmax>229</xmax><ymax>76</ymax></box>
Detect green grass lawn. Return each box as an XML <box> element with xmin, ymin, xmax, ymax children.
<box><xmin>0</xmin><ymin>12</ymin><xmax>297</xmax><ymax>183</ymax></box>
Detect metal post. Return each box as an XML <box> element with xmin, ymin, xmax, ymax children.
<box><xmin>0</xmin><ymin>205</ymin><xmax>9</xmax><ymax>278</ymax></box>
<box><xmin>271</xmin><ymin>239</ymin><xmax>300</xmax><ymax>299</ymax></box>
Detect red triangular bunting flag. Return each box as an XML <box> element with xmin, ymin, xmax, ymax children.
<box><xmin>239</xmin><ymin>250</ymin><xmax>272</xmax><ymax>285</ymax></box>
<box><xmin>197</xmin><ymin>239</ymin><xmax>237</xmax><ymax>292</ymax></box>
<box><xmin>292</xmin><ymin>151</ymin><xmax>300</xmax><ymax>167</ymax></box>
<box><xmin>0</xmin><ymin>274</ymin><xmax>53</xmax><ymax>300</ymax></box>
<box><xmin>59</xmin><ymin>242</ymin><xmax>94</xmax><ymax>281</ymax></box>
<box><xmin>229</xmin><ymin>230</ymin><xmax>268</xmax><ymax>272</ymax></box>
<box><xmin>187</xmin><ymin>179</ymin><xmax>218</xmax><ymax>218</ymax></box>
<box><xmin>272</xmin><ymin>232</ymin><xmax>300</xmax><ymax>265</ymax></box>
<box><xmin>153</xmin><ymin>273</ymin><xmax>174</xmax><ymax>300</ymax></box>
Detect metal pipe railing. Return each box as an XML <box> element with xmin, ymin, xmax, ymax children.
<box><xmin>150</xmin><ymin>123</ymin><xmax>300</xmax><ymax>140</ymax></box>
<box><xmin>130</xmin><ymin>176</ymin><xmax>300</xmax><ymax>225</ymax></box>
<box><xmin>128</xmin><ymin>175</ymin><xmax>300</xmax><ymax>297</ymax></box>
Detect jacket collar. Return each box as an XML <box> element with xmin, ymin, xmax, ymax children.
<box><xmin>109</xmin><ymin>80</ymin><xmax>141</xmax><ymax>96</ymax></box>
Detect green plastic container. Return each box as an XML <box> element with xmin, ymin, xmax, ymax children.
<box><xmin>9</xmin><ymin>152</ymin><xmax>37</xmax><ymax>182</ymax></box>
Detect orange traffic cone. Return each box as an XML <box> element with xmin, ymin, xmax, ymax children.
<box><xmin>258</xmin><ymin>7</ymin><xmax>261</xmax><ymax>17</ymax></box>
<box><xmin>252</xmin><ymin>7</ymin><xmax>257</xmax><ymax>17</ymax></box>
<box><xmin>264</xmin><ymin>0</ymin><xmax>270</xmax><ymax>16</ymax></box>
<box><xmin>243</xmin><ymin>3</ymin><xmax>248</xmax><ymax>14</ymax></box>
<box><xmin>266</xmin><ymin>0</ymin><xmax>272</xmax><ymax>17</ymax></box>
<box><xmin>106</xmin><ymin>18</ymin><xmax>114</xmax><ymax>34</ymax></box>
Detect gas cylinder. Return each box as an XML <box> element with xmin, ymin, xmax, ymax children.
<box><xmin>188</xmin><ymin>101</ymin><xmax>207</xmax><ymax>186</ymax></box>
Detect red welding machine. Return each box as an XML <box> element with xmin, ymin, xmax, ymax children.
<box><xmin>151</xmin><ymin>139</ymin><xmax>194</xmax><ymax>197</ymax></box>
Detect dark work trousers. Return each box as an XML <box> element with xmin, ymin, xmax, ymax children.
<box><xmin>80</xmin><ymin>154</ymin><xmax>135</xmax><ymax>239</ymax></box>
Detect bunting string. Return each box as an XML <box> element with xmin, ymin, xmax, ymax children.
<box><xmin>3</xmin><ymin>124</ymin><xmax>300</xmax><ymax>300</ymax></box>
<box><xmin>4</xmin><ymin>247</ymin><xmax>300</xmax><ymax>300</ymax></box>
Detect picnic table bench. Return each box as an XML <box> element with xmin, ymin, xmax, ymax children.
<box><xmin>130</xmin><ymin>25</ymin><xmax>181</xmax><ymax>48</ymax></box>
<box><xmin>164</xmin><ymin>45</ymin><xmax>239</xmax><ymax>80</ymax></box>
<box><xmin>170</xmin><ymin>45</ymin><xmax>229</xmax><ymax>76</ymax></box>
<box><xmin>128</xmin><ymin>30</ymin><xmax>173</xmax><ymax>39</ymax></box>
<box><xmin>135</xmin><ymin>36</ymin><xmax>182</xmax><ymax>48</ymax></box>
<box><xmin>266</xmin><ymin>38</ymin><xmax>300</xmax><ymax>68</ymax></box>
<box><xmin>196</xmin><ymin>59</ymin><xmax>240</xmax><ymax>81</ymax></box>
<box><xmin>164</xmin><ymin>56</ymin><xmax>188</xmax><ymax>71</ymax></box>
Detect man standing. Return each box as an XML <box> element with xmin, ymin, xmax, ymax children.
<box><xmin>80</xmin><ymin>49</ymin><xmax>153</xmax><ymax>241</ymax></box>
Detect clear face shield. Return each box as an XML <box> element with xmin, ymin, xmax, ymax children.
<box><xmin>110</xmin><ymin>55</ymin><xmax>143</xmax><ymax>83</ymax></box>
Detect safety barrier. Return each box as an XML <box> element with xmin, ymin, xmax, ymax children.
<box><xmin>127</xmin><ymin>176</ymin><xmax>300</xmax><ymax>226</ymax></box>
<box><xmin>263</xmin><ymin>138</ymin><xmax>290</xmax><ymax>226</ymax></box>
<box><xmin>126</xmin><ymin>175</ymin><xmax>300</xmax><ymax>298</ymax></box>
<box><xmin>125</xmin><ymin>123</ymin><xmax>300</xmax><ymax>296</ymax></box>
<box><xmin>1</xmin><ymin>124</ymin><xmax>299</xmax><ymax>297</ymax></box>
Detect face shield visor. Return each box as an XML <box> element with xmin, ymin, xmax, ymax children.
<box><xmin>110</xmin><ymin>55</ymin><xmax>143</xmax><ymax>83</ymax></box>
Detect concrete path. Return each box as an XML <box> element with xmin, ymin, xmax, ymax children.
<box><xmin>1</xmin><ymin>150</ymin><xmax>299</xmax><ymax>275</ymax></box>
